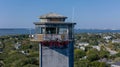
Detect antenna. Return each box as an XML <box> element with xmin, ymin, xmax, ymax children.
<box><xmin>72</xmin><ymin>7</ymin><xmax>75</xmax><ymax>22</ymax></box>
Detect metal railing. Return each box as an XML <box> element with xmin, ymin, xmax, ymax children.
<box><xmin>32</xmin><ymin>34</ymin><xmax>69</xmax><ymax>41</ymax></box>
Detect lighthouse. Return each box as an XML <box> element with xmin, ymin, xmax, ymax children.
<box><xmin>31</xmin><ymin>13</ymin><xmax>76</xmax><ymax>67</ymax></box>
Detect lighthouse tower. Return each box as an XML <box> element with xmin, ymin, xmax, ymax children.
<box><xmin>31</xmin><ymin>13</ymin><xmax>76</xmax><ymax>67</ymax></box>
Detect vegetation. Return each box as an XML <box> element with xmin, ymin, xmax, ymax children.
<box><xmin>74</xmin><ymin>33</ymin><xmax>120</xmax><ymax>67</ymax></box>
<box><xmin>74</xmin><ymin>49</ymin><xmax>86</xmax><ymax>61</ymax></box>
<box><xmin>0</xmin><ymin>34</ymin><xmax>39</xmax><ymax>67</ymax></box>
<box><xmin>0</xmin><ymin>33</ymin><xmax>120</xmax><ymax>67</ymax></box>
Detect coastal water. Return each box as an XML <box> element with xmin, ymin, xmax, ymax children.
<box><xmin>75</xmin><ymin>29</ymin><xmax>120</xmax><ymax>33</ymax></box>
<box><xmin>0</xmin><ymin>28</ymin><xmax>35</xmax><ymax>36</ymax></box>
<box><xmin>1</xmin><ymin>28</ymin><xmax>120</xmax><ymax>36</ymax></box>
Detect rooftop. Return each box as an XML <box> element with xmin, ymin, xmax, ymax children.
<box><xmin>112</xmin><ymin>62</ymin><xmax>120</xmax><ymax>66</ymax></box>
<box><xmin>39</xmin><ymin>12</ymin><xmax>67</xmax><ymax>19</ymax></box>
<box><xmin>34</xmin><ymin>22</ymin><xmax>76</xmax><ymax>25</ymax></box>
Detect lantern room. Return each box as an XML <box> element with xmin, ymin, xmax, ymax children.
<box><xmin>31</xmin><ymin>13</ymin><xmax>76</xmax><ymax>42</ymax></box>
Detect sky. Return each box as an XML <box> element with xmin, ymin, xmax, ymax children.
<box><xmin>0</xmin><ymin>0</ymin><xmax>120</xmax><ymax>29</ymax></box>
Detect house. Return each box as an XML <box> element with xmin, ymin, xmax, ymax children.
<box><xmin>98</xmin><ymin>58</ymin><xmax>107</xmax><ymax>62</ymax></box>
<box><xmin>112</xmin><ymin>39</ymin><xmax>120</xmax><ymax>43</ymax></box>
<box><xmin>74</xmin><ymin>45</ymin><xmax>85</xmax><ymax>50</ymax></box>
<box><xmin>14</xmin><ymin>42</ymin><xmax>21</xmax><ymax>49</ymax></box>
<box><xmin>78</xmin><ymin>42</ymin><xmax>89</xmax><ymax>47</ymax></box>
<box><xmin>103</xmin><ymin>36</ymin><xmax>112</xmax><ymax>40</ymax></box>
<box><xmin>29</xmin><ymin>34</ymin><xmax>34</xmax><ymax>38</ymax></box>
<box><xmin>79</xmin><ymin>46</ymin><xmax>85</xmax><ymax>50</ymax></box>
<box><xmin>75</xmin><ymin>42</ymin><xmax>89</xmax><ymax>50</ymax></box>
<box><xmin>111</xmin><ymin>62</ymin><xmax>120</xmax><ymax>67</ymax></box>
<box><xmin>92</xmin><ymin>46</ymin><xmax>100</xmax><ymax>51</ymax></box>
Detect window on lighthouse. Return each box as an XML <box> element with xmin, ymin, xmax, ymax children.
<box><xmin>46</xmin><ymin>27</ymin><xmax>56</xmax><ymax>34</ymax></box>
<box><xmin>59</xmin><ymin>28</ymin><xmax>67</xmax><ymax>34</ymax></box>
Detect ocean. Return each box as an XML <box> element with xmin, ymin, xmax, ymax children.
<box><xmin>0</xmin><ymin>28</ymin><xmax>35</xmax><ymax>36</ymax></box>
<box><xmin>0</xmin><ymin>28</ymin><xmax>120</xmax><ymax>36</ymax></box>
<box><xmin>75</xmin><ymin>29</ymin><xmax>120</xmax><ymax>33</ymax></box>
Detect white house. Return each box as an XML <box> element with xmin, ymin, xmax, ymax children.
<box><xmin>80</xmin><ymin>46</ymin><xmax>85</xmax><ymax>51</ymax></box>
<box><xmin>92</xmin><ymin>46</ymin><xmax>100</xmax><ymax>51</ymax></box>
<box><xmin>112</xmin><ymin>39</ymin><xmax>120</xmax><ymax>43</ymax></box>
<box><xmin>103</xmin><ymin>36</ymin><xmax>112</xmax><ymax>40</ymax></box>
<box><xmin>78</xmin><ymin>42</ymin><xmax>89</xmax><ymax>47</ymax></box>
<box><xmin>111</xmin><ymin>62</ymin><xmax>120</xmax><ymax>67</ymax></box>
<box><xmin>14</xmin><ymin>42</ymin><xmax>21</xmax><ymax>49</ymax></box>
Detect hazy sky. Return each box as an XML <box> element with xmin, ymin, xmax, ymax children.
<box><xmin>0</xmin><ymin>0</ymin><xmax>120</xmax><ymax>29</ymax></box>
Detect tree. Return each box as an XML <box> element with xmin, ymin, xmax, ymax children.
<box><xmin>99</xmin><ymin>50</ymin><xmax>109</xmax><ymax>59</ymax></box>
<box><xmin>89</xmin><ymin>40</ymin><xmax>98</xmax><ymax>45</ymax></box>
<box><xmin>86</xmin><ymin>49</ymin><xmax>99</xmax><ymax>61</ymax></box>
<box><xmin>90</xmin><ymin>61</ymin><xmax>108</xmax><ymax>67</ymax></box>
<box><xmin>115</xmin><ymin>52</ymin><xmax>120</xmax><ymax>57</ymax></box>
<box><xmin>74</xmin><ymin>49</ymin><xmax>86</xmax><ymax>61</ymax></box>
<box><xmin>74</xmin><ymin>60</ymin><xmax>90</xmax><ymax>67</ymax></box>
<box><xmin>23</xmin><ymin>64</ymin><xmax>38</xmax><ymax>67</ymax></box>
<box><xmin>85</xmin><ymin>45</ymin><xmax>92</xmax><ymax>51</ymax></box>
